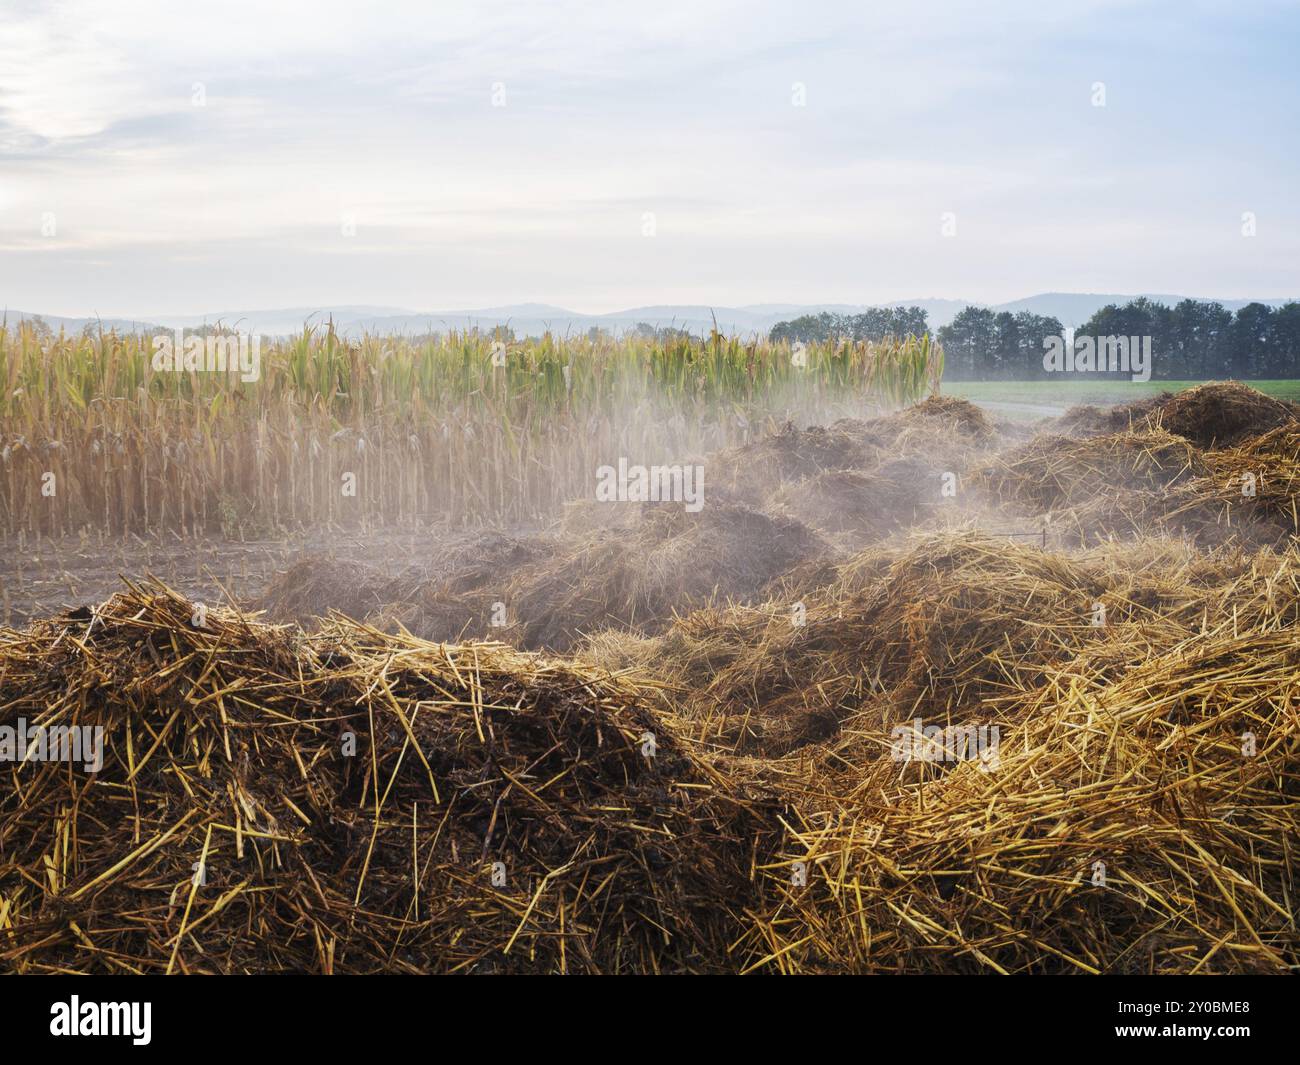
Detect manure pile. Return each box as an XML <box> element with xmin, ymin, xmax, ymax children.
<box><xmin>0</xmin><ymin>585</ymin><xmax>777</xmax><ymax>973</ymax></box>
<box><xmin>2</xmin><ymin>382</ymin><xmax>1298</xmax><ymax>974</ymax></box>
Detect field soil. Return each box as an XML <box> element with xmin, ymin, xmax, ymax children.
<box><xmin>0</xmin><ymin>526</ymin><xmax>486</xmax><ymax>628</ymax></box>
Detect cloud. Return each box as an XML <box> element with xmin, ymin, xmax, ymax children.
<box><xmin>0</xmin><ymin>0</ymin><xmax>1296</xmax><ymax>313</ymax></box>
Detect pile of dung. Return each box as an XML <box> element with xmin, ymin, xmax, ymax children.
<box><xmin>257</xmin><ymin>556</ymin><xmax>416</xmax><ymax>625</ymax></box>
<box><xmin>251</xmin><ymin>394</ymin><xmax>1012</xmax><ymax>650</ymax></box>
<box><xmin>971</xmin><ymin>418</ymin><xmax>1299</xmax><ymax>548</ymax></box>
<box><xmin>1158</xmin><ymin>381</ymin><xmax>1299</xmax><ymax>447</ymax></box>
<box><xmin>706</xmin><ymin>397</ymin><xmax>999</xmax><ymax>511</ymax></box>
<box><xmin>259</xmin><ymin>531</ymin><xmax>559</xmax><ymax>630</ymax></box>
<box><xmin>738</xmin><ymin>627</ymin><xmax>1300</xmax><ymax>974</ymax></box>
<box><xmin>885</xmin><ymin>394</ymin><xmax>997</xmax><ymax>440</ymax></box>
<box><xmin>1054</xmin><ymin>393</ymin><xmax>1173</xmax><ymax>437</ymax></box>
<box><xmin>583</xmin><ymin>531</ymin><xmax>1291</xmax><ymax>757</ymax></box>
<box><xmin>707</xmin><ymin>421</ymin><xmax>877</xmax><ymax>506</ymax></box>
<box><xmin>259</xmin><ymin>506</ymin><xmax>822</xmax><ymax>654</ymax></box>
<box><xmin>973</xmin><ymin>428</ymin><xmax>1206</xmax><ymax>513</ymax></box>
<box><xmin>0</xmin><ymin>585</ymin><xmax>779</xmax><ymax>974</ymax></box>
<box><xmin>576</xmin><ymin>528</ymin><xmax>1300</xmax><ymax>974</ymax></box>
<box><xmin>846</xmin><ymin>397</ymin><xmax>1002</xmax><ymax>486</ymax></box>
<box><xmin>358</xmin><ymin>531</ymin><xmax>565</xmax><ymax>645</ymax></box>
<box><xmin>767</xmin><ymin>456</ymin><xmax>941</xmax><ymax>547</ymax></box>
<box><xmin>1190</xmin><ymin>420</ymin><xmax>1300</xmax><ymax>536</ymax></box>
<box><xmin>1057</xmin><ymin>425</ymin><xmax>1299</xmax><ymax>549</ymax></box>
<box><xmin>1056</xmin><ymin>382</ymin><xmax>1297</xmax><ymax>447</ymax></box>
<box><xmin>847</xmin><ymin>396</ymin><xmax>1001</xmax><ymax>476</ymax></box>
<box><xmin>504</xmin><ymin>502</ymin><xmax>822</xmax><ymax>651</ymax></box>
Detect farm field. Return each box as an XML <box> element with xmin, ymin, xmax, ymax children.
<box><xmin>946</xmin><ymin>378</ymin><xmax>1300</xmax><ymax>419</ymax></box>
<box><xmin>0</xmin><ymin>327</ymin><xmax>936</xmax><ymax>538</ymax></box>
<box><xmin>3</xmin><ymin>351</ymin><xmax>1298</xmax><ymax>974</ymax></box>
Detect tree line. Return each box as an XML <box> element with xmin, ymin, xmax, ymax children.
<box><xmin>769</xmin><ymin>307</ymin><xmax>929</xmax><ymax>345</ymax></box>
<box><xmin>769</xmin><ymin>298</ymin><xmax>1300</xmax><ymax>380</ymax></box>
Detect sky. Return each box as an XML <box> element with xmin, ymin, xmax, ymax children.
<box><xmin>1</xmin><ymin>0</ymin><xmax>1298</xmax><ymax>316</ymax></box>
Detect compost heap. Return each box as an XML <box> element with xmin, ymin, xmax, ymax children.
<box><xmin>2</xmin><ymin>382</ymin><xmax>1297</xmax><ymax>974</ymax></box>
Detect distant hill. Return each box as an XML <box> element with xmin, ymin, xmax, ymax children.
<box><xmin>7</xmin><ymin>294</ymin><xmax>1298</xmax><ymax>339</ymax></box>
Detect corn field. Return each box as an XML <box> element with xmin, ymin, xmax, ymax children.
<box><xmin>0</xmin><ymin>324</ymin><xmax>942</xmax><ymax>536</ymax></box>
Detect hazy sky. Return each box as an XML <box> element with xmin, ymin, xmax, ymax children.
<box><xmin>2</xmin><ymin>0</ymin><xmax>1298</xmax><ymax>316</ymax></box>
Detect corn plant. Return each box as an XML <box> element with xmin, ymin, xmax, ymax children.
<box><xmin>0</xmin><ymin>323</ymin><xmax>942</xmax><ymax>536</ymax></box>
